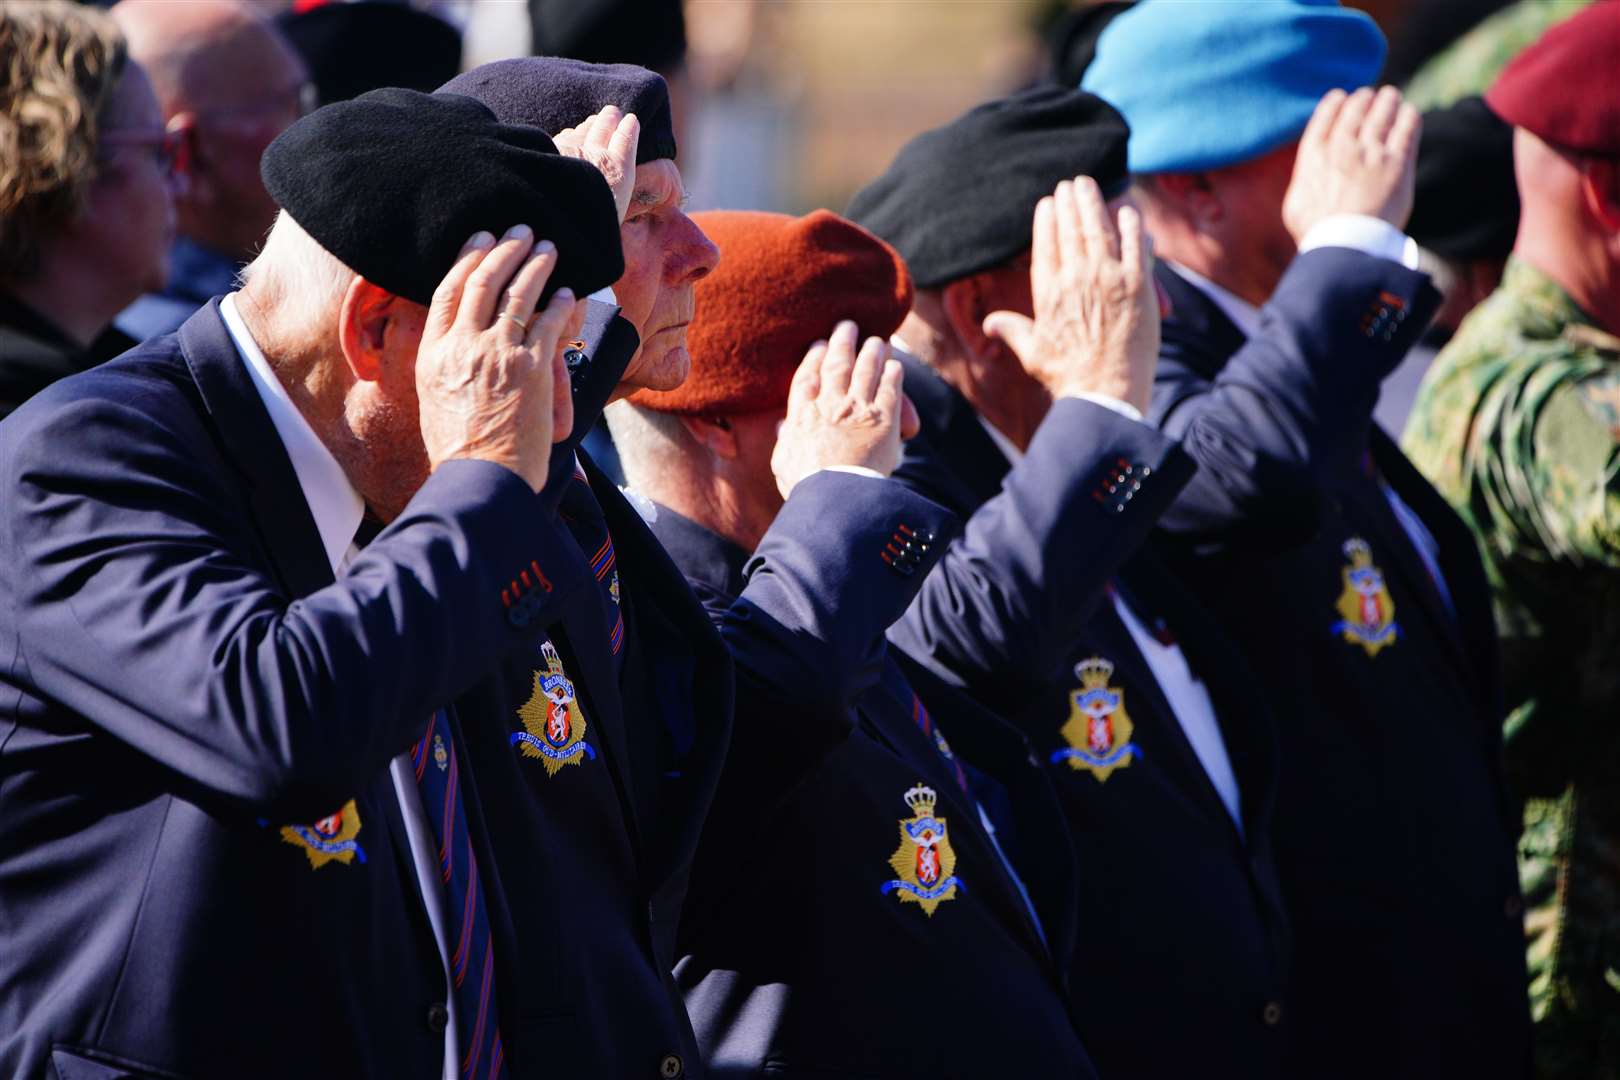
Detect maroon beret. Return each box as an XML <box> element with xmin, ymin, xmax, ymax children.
<box><xmin>631</xmin><ymin>210</ymin><xmax>913</xmax><ymax>416</ymax></box>
<box><xmin>1486</xmin><ymin>2</ymin><xmax>1620</xmax><ymax>156</ymax></box>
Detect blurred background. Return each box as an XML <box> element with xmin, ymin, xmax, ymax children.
<box><xmin>112</xmin><ymin>0</ymin><xmax>1586</xmax><ymax>216</ymax></box>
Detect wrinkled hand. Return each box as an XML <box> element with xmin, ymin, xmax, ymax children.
<box><xmin>552</xmin><ymin>105</ymin><xmax>641</xmax><ymax>225</ymax></box>
<box><xmin>771</xmin><ymin>321</ymin><xmax>915</xmax><ymax>499</ymax></box>
<box><xmin>983</xmin><ymin>176</ymin><xmax>1159</xmax><ymax>414</ymax></box>
<box><xmin>417</xmin><ymin>227</ymin><xmax>584</xmax><ymax>493</ymax></box>
<box><xmin>1283</xmin><ymin>85</ymin><xmax>1421</xmax><ymax>242</ymax></box>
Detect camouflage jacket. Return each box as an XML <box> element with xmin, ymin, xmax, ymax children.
<box><xmin>1404</xmin><ymin>0</ymin><xmax>1594</xmax><ymax>111</ymax></box>
<box><xmin>1403</xmin><ymin>257</ymin><xmax>1620</xmax><ymax>1078</ymax></box>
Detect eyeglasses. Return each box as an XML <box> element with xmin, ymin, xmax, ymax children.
<box><xmin>98</xmin><ymin>128</ymin><xmax>184</xmax><ymax>177</ymax></box>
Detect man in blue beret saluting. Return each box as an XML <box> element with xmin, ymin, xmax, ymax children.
<box><xmin>1085</xmin><ymin>1</ymin><xmax>1530</xmax><ymax>1076</ymax></box>
<box><xmin>0</xmin><ymin>87</ymin><xmax>628</xmax><ymax>1079</ymax></box>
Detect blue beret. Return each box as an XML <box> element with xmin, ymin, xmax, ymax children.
<box><xmin>1082</xmin><ymin>0</ymin><xmax>1386</xmax><ymax>174</ymax></box>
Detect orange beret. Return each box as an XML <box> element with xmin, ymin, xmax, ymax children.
<box><xmin>1486</xmin><ymin>2</ymin><xmax>1620</xmax><ymax>156</ymax></box>
<box><xmin>630</xmin><ymin>209</ymin><xmax>914</xmax><ymax>416</ymax></box>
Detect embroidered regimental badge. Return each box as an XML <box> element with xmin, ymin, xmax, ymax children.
<box><xmin>1052</xmin><ymin>656</ymin><xmax>1139</xmax><ymax>781</ymax></box>
<box><xmin>280</xmin><ymin>799</ymin><xmax>367</xmax><ymax>869</ymax></box>
<box><xmin>512</xmin><ymin>639</ymin><xmax>598</xmax><ymax>776</ymax></box>
<box><xmin>881</xmin><ymin>784</ymin><xmax>961</xmax><ymax>916</ymax></box>
<box><xmin>432</xmin><ymin>732</ymin><xmax>449</xmax><ymax>772</ymax></box>
<box><xmin>1332</xmin><ymin>537</ymin><xmax>1398</xmax><ymax>657</ymax></box>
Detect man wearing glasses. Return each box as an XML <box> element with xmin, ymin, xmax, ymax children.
<box><xmin>112</xmin><ymin>0</ymin><xmax>313</xmax><ymax>342</ymax></box>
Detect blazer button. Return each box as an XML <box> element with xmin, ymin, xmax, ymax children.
<box><xmin>427</xmin><ymin>1001</ymin><xmax>450</xmax><ymax>1033</ymax></box>
<box><xmin>1261</xmin><ymin>1001</ymin><xmax>1283</xmax><ymax>1026</ymax></box>
<box><xmin>508</xmin><ymin>606</ymin><xmax>530</xmax><ymax>629</ymax></box>
<box><xmin>659</xmin><ymin>1053</ymin><xmax>684</xmax><ymax>1078</ymax></box>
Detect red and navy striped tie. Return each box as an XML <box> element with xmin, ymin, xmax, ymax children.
<box><xmin>412</xmin><ymin>709</ymin><xmax>506</xmax><ymax>1080</ymax></box>
<box><xmin>558</xmin><ymin>466</ymin><xmax>625</xmax><ymax>675</ymax></box>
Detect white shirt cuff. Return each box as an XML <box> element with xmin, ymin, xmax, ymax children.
<box><xmin>1065</xmin><ymin>392</ymin><xmax>1144</xmax><ymax>423</ymax></box>
<box><xmin>1298</xmin><ymin>214</ymin><xmax>1421</xmax><ymax>269</ymax></box>
<box><xmin>587</xmin><ymin>285</ymin><xmax>617</xmax><ymax>304</ymax></box>
<box><xmin>821</xmin><ymin>465</ymin><xmax>887</xmax><ymax>480</ymax></box>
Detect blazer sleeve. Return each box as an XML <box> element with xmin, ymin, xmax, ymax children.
<box><xmin>718</xmin><ymin>469</ymin><xmax>960</xmax><ymax>722</ymax></box>
<box><xmin>1</xmin><ymin>393</ymin><xmax>590</xmax><ymax>819</ymax></box>
<box><xmin>889</xmin><ymin>397</ymin><xmax>1192</xmax><ymax>705</ymax></box>
<box><xmin>1152</xmin><ymin>247</ymin><xmax>1440</xmax><ymax>547</ymax></box>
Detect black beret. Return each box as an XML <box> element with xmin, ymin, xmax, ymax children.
<box><xmin>847</xmin><ymin>87</ymin><xmax>1129</xmax><ymax>289</ymax></box>
<box><xmin>439</xmin><ymin>57</ymin><xmax>676</xmax><ymax>164</ymax></box>
<box><xmin>276</xmin><ymin>2</ymin><xmax>463</xmax><ymax>106</ymax></box>
<box><xmin>1408</xmin><ymin>96</ymin><xmax>1520</xmax><ymax>263</ymax></box>
<box><xmin>260</xmin><ymin>88</ymin><xmax>623</xmax><ymax>307</ymax></box>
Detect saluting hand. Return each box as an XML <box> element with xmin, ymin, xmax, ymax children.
<box><xmin>771</xmin><ymin>320</ymin><xmax>920</xmax><ymax>500</ymax></box>
<box><xmin>552</xmin><ymin>105</ymin><xmax>641</xmax><ymax>226</ymax></box>
<box><xmin>416</xmin><ymin>227</ymin><xmax>586</xmax><ymax>494</ymax></box>
<box><xmin>1283</xmin><ymin>85</ymin><xmax>1422</xmax><ymax>241</ymax></box>
<box><xmin>983</xmin><ymin>175</ymin><xmax>1159</xmax><ymax>414</ymax></box>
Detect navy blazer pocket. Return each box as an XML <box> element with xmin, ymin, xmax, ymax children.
<box><xmin>51</xmin><ymin>1046</ymin><xmax>186</xmax><ymax>1080</ymax></box>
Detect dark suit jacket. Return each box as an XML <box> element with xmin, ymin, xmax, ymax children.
<box><xmin>654</xmin><ymin>472</ymin><xmax>1101</xmax><ymax>1079</ymax></box>
<box><xmin>0</xmin><ymin>294</ymin><xmax>134</xmax><ymax>420</ymax></box>
<box><xmin>0</xmin><ymin>301</ymin><xmax>585</xmax><ymax>1079</ymax></box>
<box><xmin>890</xmin><ymin>360</ymin><xmax>1291</xmax><ymax>1080</ymax></box>
<box><xmin>1146</xmin><ymin>251</ymin><xmax>1530</xmax><ymax>1078</ymax></box>
<box><xmin>435</xmin><ymin>300</ymin><xmax>733</xmax><ymax>1080</ymax></box>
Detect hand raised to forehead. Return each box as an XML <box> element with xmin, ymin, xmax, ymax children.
<box><xmin>983</xmin><ymin>175</ymin><xmax>1159</xmax><ymax>414</ymax></box>
<box><xmin>771</xmin><ymin>320</ymin><xmax>916</xmax><ymax>500</ymax></box>
<box><xmin>415</xmin><ymin>227</ymin><xmax>584</xmax><ymax>494</ymax></box>
<box><xmin>552</xmin><ymin>105</ymin><xmax>641</xmax><ymax>226</ymax></box>
<box><xmin>1283</xmin><ymin>85</ymin><xmax>1422</xmax><ymax>242</ymax></box>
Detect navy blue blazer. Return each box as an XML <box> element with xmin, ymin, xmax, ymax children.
<box><xmin>653</xmin><ymin>473</ymin><xmax>1101</xmax><ymax>1079</ymax></box>
<box><xmin>1147</xmin><ymin>251</ymin><xmax>1530</xmax><ymax>1079</ymax></box>
<box><xmin>0</xmin><ymin>301</ymin><xmax>586</xmax><ymax>1079</ymax></box>
<box><xmin>443</xmin><ymin>301</ymin><xmax>733</xmax><ymax>1080</ymax></box>
<box><xmin>890</xmin><ymin>359</ymin><xmax>1291</xmax><ymax>1080</ymax></box>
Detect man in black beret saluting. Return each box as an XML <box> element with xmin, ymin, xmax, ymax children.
<box><xmin>0</xmin><ymin>88</ymin><xmax>623</xmax><ymax>1079</ymax></box>
<box><xmin>850</xmin><ymin>87</ymin><xmax>1294</xmax><ymax>1080</ymax></box>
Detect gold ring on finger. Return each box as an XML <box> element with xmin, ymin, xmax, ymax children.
<box><xmin>497</xmin><ymin>310</ymin><xmax>531</xmax><ymax>332</ymax></box>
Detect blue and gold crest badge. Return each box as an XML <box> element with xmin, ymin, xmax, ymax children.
<box><xmin>1052</xmin><ymin>656</ymin><xmax>1138</xmax><ymax>781</ymax></box>
<box><xmin>1332</xmin><ymin>537</ymin><xmax>1398</xmax><ymax>657</ymax></box>
<box><xmin>280</xmin><ymin>799</ymin><xmax>367</xmax><ymax>869</ymax></box>
<box><xmin>881</xmin><ymin>784</ymin><xmax>960</xmax><ymax>916</ymax></box>
<box><xmin>512</xmin><ymin>639</ymin><xmax>597</xmax><ymax>776</ymax></box>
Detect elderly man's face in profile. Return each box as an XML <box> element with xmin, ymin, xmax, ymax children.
<box><xmin>612</xmin><ymin>158</ymin><xmax>720</xmax><ymax>394</ymax></box>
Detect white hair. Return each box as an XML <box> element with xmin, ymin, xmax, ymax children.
<box><xmin>603</xmin><ymin>399</ymin><xmax>702</xmax><ymax>496</ymax></box>
<box><xmin>236</xmin><ymin>210</ymin><xmax>356</xmax><ymax>337</ymax></box>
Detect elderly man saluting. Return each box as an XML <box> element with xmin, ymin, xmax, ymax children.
<box><xmin>1085</xmin><ymin>1</ymin><xmax>1529</xmax><ymax>1076</ymax></box>
<box><xmin>0</xmin><ymin>89</ymin><xmax>622</xmax><ymax>1078</ymax></box>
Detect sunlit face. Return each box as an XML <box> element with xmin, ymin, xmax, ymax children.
<box><xmin>611</xmin><ymin>158</ymin><xmax>720</xmax><ymax>394</ymax></box>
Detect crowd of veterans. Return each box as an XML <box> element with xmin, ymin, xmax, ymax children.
<box><xmin>0</xmin><ymin>0</ymin><xmax>1615</xmax><ymax>1077</ymax></box>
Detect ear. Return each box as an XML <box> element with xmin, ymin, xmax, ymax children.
<box><xmin>337</xmin><ymin>278</ymin><xmax>399</xmax><ymax>383</ymax></box>
<box><xmin>165</xmin><ymin>113</ymin><xmax>211</xmax><ymax>210</ymax></box>
<box><xmin>1582</xmin><ymin>159</ymin><xmax>1620</xmax><ymax>234</ymax></box>
<box><xmin>1153</xmin><ymin>171</ymin><xmax>1222</xmax><ymax>228</ymax></box>
<box><xmin>677</xmin><ymin>414</ymin><xmax>741</xmax><ymax>460</ymax></box>
<box><xmin>940</xmin><ymin>276</ymin><xmax>997</xmax><ymax>362</ymax></box>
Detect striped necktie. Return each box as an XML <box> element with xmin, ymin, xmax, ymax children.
<box><xmin>411</xmin><ymin>709</ymin><xmax>506</xmax><ymax>1080</ymax></box>
<box><xmin>558</xmin><ymin>466</ymin><xmax>625</xmax><ymax>675</ymax></box>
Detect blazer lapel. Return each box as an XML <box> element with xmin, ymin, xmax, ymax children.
<box><xmin>587</xmin><ymin>456</ymin><xmax>733</xmax><ymax>889</ymax></box>
<box><xmin>179</xmin><ymin>299</ymin><xmax>333</xmax><ymax>597</ymax></box>
<box><xmin>898</xmin><ymin>353</ymin><xmax>1011</xmax><ymax>507</ymax></box>
<box><xmin>1155</xmin><ymin>262</ymin><xmax>1249</xmax><ymax>383</ymax></box>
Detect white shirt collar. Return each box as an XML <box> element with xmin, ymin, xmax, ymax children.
<box><xmin>219</xmin><ymin>294</ymin><xmax>365</xmax><ymax>575</ymax></box>
<box><xmin>1165</xmin><ymin>260</ymin><xmax>1262</xmax><ymax>341</ymax></box>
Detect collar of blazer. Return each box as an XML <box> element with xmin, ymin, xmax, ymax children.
<box><xmin>179</xmin><ymin>299</ymin><xmax>336</xmax><ymax>599</ymax></box>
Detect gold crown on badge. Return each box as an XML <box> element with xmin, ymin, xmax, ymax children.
<box><xmin>1075</xmin><ymin>656</ymin><xmax>1116</xmax><ymax>688</ymax></box>
<box><xmin>540</xmin><ymin>640</ymin><xmax>563</xmax><ymax>669</ymax></box>
<box><xmin>903</xmin><ymin>783</ymin><xmax>938</xmax><ymax>816</ymax></box>
<box><xmin>1342</xmin><ymin>537</ymin><xmax>1374</xmax><ymax>567</ymax></box>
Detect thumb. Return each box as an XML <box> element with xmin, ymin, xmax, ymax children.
<box><xmin>982</xmin><ymin>310</ymin><xmax>1036</xmax><ymax>363</ymax></box>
